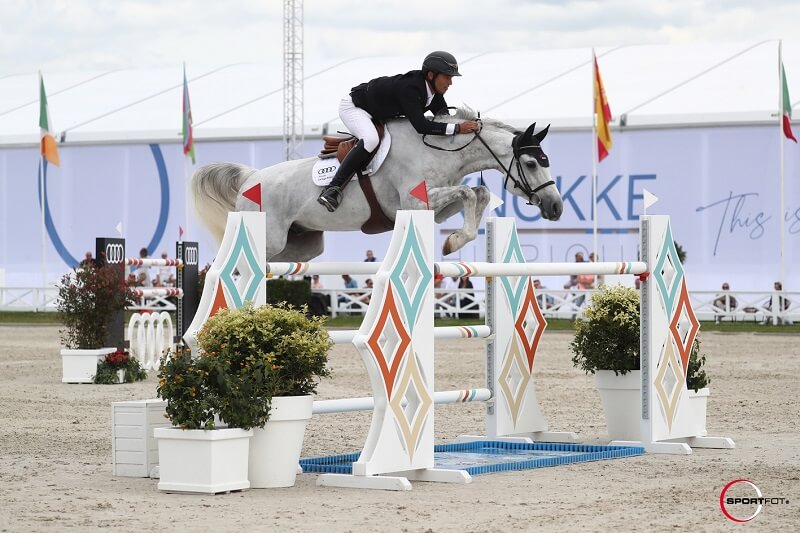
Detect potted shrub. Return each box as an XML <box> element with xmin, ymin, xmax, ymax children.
<box><xmin>56</xmin><ymin>262</ymin><xmax>135</xmax><ymax>383</ymax></box>
<box><xmin>570</xmin><ymin>285</ymin><xmax>641</xmax><ymax>440</ymax></box>
<box><xmin>155</xmin><ymin>345</ymin><xmax>254</xmax><ymax>494</ymax></box>
<box><xmin>93</xmin><ymin>348</ymin><xmax>148</xmax><ymax>384</ymax></box>
<box><xmin>685</xmin><ymin>338</ymin><xmax>711</xmax><ymax>435</ymax></box>
<box><xmin>195</xmin><ymin>304</ymin><xmax>332</xmax><ymax>488</ymax></box>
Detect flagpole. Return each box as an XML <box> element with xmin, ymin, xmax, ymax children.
<box><xmin>39</xmin><ymin>154</ymin><xmax>46</xmax><ymax>293</ymax></box>
<box><xmin>591</xmin><ymin>49</ymin><xmax>599</xmax><ymax>257</ymax></box>
<box><xmin>778</xmin><ymin>41</ymin><xmax>785</xmax><ymax>287</ymax></box>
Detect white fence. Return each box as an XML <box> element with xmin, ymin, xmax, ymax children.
<box><xmin>2</xmin><ymin>285</ymin><xmax>797</xmax><ymax>325</ymax></box>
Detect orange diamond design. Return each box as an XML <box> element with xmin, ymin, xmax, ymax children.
<box><xmin>669</xmin><ymin>280</ymin><xmax>699</xmax><ymax>375</ymax></box>
<box><xmin>514</xmin><ymin>280</ymin><xmax>547</xmax><ymax>372</ymax></box>
<box><xmin>366</xmin><ymin>283</ymin><xmax>411</xmax><ymax>401</ymax></box>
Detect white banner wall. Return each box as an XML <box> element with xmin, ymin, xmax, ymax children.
<box><xmin>0</xmin><ymin>125</ymin><xmax>797</xmax><ymax>291</ymax></box>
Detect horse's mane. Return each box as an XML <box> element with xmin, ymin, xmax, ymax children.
<box><xmin>387</xmin><ymin>105</ymin><xmax>520</xmax><ymax>135</ymax></box>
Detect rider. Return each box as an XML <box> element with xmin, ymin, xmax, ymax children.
<box><xmin>317</xmin><ymin>51</ymin><xmax>481</xmax><ymax>212</ymax></box>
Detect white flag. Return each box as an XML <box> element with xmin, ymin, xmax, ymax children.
<box><xmin>643</xmin><ymin>188</ymin><xmax>659</xmax><ymax>211</ymax></box>
<box><xmin>488</xmin><ymin>191</ymin><xmax>504</xmax><ymax>212</ymax></box>
<box><xmin>115</xmin><ymin>222</ymin><xmax>123</xmax><ymax>236</ymax></box>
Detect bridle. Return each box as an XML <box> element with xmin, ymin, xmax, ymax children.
<box><xmin>422</xmin><ymin>121</ymin><xmax>555</xmax><ymax>206</ymax></box>
<box><xmin>474</xmin><ymin>129</ymin><xmax>555</xmax><ymax>206</ymax></box>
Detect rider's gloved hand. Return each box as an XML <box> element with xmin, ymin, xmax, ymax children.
<box><xmin>455</xmin><ymin>120</ymin><xmax>480</xmax><ymax>134</ymax></box>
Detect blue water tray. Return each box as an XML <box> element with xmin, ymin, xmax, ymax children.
<box><xmin>300</xmin><ymin>440</ymin><xmax>645</xmax><ymax>477</ymax></box>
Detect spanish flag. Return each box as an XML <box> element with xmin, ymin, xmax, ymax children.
<box><xmin>593</xmin><ymin>53</ymin><xmax>612</xmax><ymax>161</ymax></box>
<box><xmin>38</xmin><ymin>73</ymin><xmax>60</xmax><ymax>166</ymax></box>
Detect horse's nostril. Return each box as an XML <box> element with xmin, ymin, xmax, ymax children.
<box><xmin>552</xmin><ymin>201</ymin><xmax>563</xmax><ymax>219</ymax></box>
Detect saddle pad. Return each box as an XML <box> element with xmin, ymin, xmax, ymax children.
<box><xmin>312</xmin><ymin>128</ymin><xmax>392</xmax><ymax>186</ymax></box>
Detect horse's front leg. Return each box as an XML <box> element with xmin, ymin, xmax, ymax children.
<box><xmin>426</xmin><ymin>185</ymin><xmax>478</xmax><ymax>255</ymax></box>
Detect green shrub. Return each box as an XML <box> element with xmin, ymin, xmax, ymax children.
<box><xmin>570</xmin><ymin>285</ymin><xmax>640</xmax><ymax>376</ymax></box>
<box><xmin>157</xmin><ymin>304</ymin><xmax>332</xmax><ymax>430</ymax></box>
<box><xmin>266</xmin><ymin>279</ymin><xmax>311</xmax><ymax>309</ymax></box>
<box><xmin>686</xmin><ymin>338</ymin><xmax>710</xmax><ymax>392</ymax></box>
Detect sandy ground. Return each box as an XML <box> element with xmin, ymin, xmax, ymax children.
<box><xmin>0</xmin><ymin>324</ymin><xmax>798</xmax><ymax>532</ymax></box>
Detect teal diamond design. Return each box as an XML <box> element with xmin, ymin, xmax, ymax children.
<box><xmin>388</xmin><ymin>219</ymin><xmax>433</xmax><ymax>332</ymax></box>
<box><xmin>219</xmin><ymin>220</ymin><xmax>264</xmax><ymax>308</ymax></box>
<box><xmin>652</xmin><ymin>223</ymin><xmax>684</xmax><ymax>317</ymax></box>
<box><xmin>499</xmin><ymin>224</ymin><xmax>527</xmax><ymax>314</ymax></box>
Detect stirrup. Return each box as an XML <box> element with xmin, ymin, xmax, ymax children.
<box><xmin>317</xmin><ymin>186</ymin><xmax>343</xmax><ymax>212</ymax></box>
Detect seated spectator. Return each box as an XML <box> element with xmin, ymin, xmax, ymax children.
<box><xmin>154</xmin><ymin>251</ymin><xmax>176</xmax><ymax>287</ymax></box>
<box><xmin>361</xmin><ymin>278</ymin><xmax>374</xmax><ymax>305</ymax></box>
<box><xmin>458</xmin><ymin>276</ymin><xmax>478</xmax><ymax>319</ymax></box>
<box><xmin>363</xmin><ymin>249</ymin><xmax>377</xmax><ymax>262</ymax></box>
<box><xmin>713</xmin><ymin>282</ymin><xmax>737</xmax><ymax>323</ymax></box>
<box><xmin>311</xmin><ymin>274</ymin><xmax>324</xmax><ymax>290</ymax></box>
<box><xmin>338</xmin><ymin>274</ymin><xmax>359</xmax><ymax>311</ymax></box>
<box><xmin>765</xmin><ymin>281</ymin><xmax>793</xmax><ymax>325</ymax></box>
<box><xmin>80</xmin><ymin>251</ymin><xmax>96</xmax><ymax>268</ymax></box>
<box><xmin>134</xmin><ymin>247</ymin><xmax>152</xmax><ymax>287</ymax></box>
<box><xmin>533</xmin><ymin>278</ymin><xmax>554</xmax><ymax>309</ymax></box>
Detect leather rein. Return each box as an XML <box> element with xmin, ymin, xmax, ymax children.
<box><xmin>423</xmin><ymin>123</ymin><xmax>555</xmax><ymax>206</ymax></box>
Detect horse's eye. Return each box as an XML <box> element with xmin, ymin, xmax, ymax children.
<box><xmin>525</xmin><ymin>160</ymin><xmax>537</xmax><ymax>169</ymax></box>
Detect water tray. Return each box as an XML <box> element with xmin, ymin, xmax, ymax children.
<box><xmin>300</xmin><ymin>440</ymin><xmax>645</xmax><ymax>476</ymax></box>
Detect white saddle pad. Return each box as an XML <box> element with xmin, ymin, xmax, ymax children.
<box><xmin>312</xmin><ymin>128</ymin><xmax>392</xmax><ymax>186</ymax></box>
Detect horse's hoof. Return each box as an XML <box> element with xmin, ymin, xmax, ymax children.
<box><xmin>442</xmin><ymin>235</ymin><xmax>455</xmax><ymax>256</ymax></box>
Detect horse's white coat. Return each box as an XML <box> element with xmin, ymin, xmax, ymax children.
<box><xmin>192</xmin><ymin>107</ymin><xmax>563</xmax><ymax>261</ymax></box>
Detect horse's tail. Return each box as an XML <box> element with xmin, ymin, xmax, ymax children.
<box><xmin>192</xmin><ymin>162</ymin><xmax>255</xmax><ymax>243</ymax></box>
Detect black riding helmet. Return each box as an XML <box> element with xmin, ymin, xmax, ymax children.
<box><xmin>422</xmin><ymin>51</ymin><xmax>461</xmax><ymax>77</ymax></box>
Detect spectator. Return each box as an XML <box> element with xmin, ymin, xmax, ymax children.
<box><xmin>765</xmin><ymin>281</ymin><xmax>793</xmax><ymax>325</ymax></box>
<box><xmin>434</xmin><ymin>273</ymin><xmax>448</xmax><ymax>318</ymax></box>
<box><xmin>713</xmin><ymin>282</ymin><xmax>737</xmax><ymax>323</ymax></box>
<box><xmin>338</xmin><ymin>274</ymin><xmax>360</xmax><ymax>312</ymax></box>
<box><xmin>309</xmin><ymin>275</ymin><xmax>329</xmax><ymax>317</ymax></box>
<box><xmin>458</xmin><ymin>276</ymin><xmax>478</xmax><ymax>319</ymax></box>
<box><xmin>441</xmin><ymin>274</ymin><xmax>458</xmax><ymax>308</ymax></box>
<box><xmin>130</xmin><ymin>247</ymin><xmax>152</xmax><ymax>287</ymax></box>
<box><xmin>311</xmin><ymin>274</ymin><xmax>324</xmax><ymax>290</ymax></box>
<box><xmin>364</xmin><ymin>249</ymin><xmax>376</xmax><ymax>262</ymax></box>
<box><xmin>589</xmin><ymin>252</ymin><xmax>604</xmax><ymax>287</ymax></box>
<box><xmin>154</xmin><ymin>251</ymin><xmax>176</xmax><ymax>287</ymax></box>
<box><xmin>564</xmin><ymin>251</ymin><xmax>588</xmax><ymax>308</ymax></box>
<box><xmin>80</xmin><ymin>251</ymin><xmax>96</xmax><ymax>268</ymax></box>
<box><xmin>533</xmin><ymin>278</ymin><xmax>554</xmax><ymax>310</ymax></box>
<box><xmin>361</xmin><ymin>278</ymin><xmax>374</xmax><ymax>305</ymax></box>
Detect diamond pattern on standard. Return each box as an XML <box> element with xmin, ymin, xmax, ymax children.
<box><xmin>219</xmin><ymin>221</ymin><xmax>264</xmax><ymax>308</ymax></box>
<box><xmin>498</xmin><ymin>337</ymin><xmax>532</xmax><ymax>428</ymax></box>
<box><xmin>652</xmin><ymin>224</ymin><xmax>684</xmax><ymax>317</ymax></box>
<box><xmin>389</xmin><ymin>350</ymin><xmax>433</xmax><ymax>460</ymax></box>
<box><xmin>499</xmin><ymin>228</ymin><xmax>528</xmax><ymax>317</ymax></box>
<box><xmin>654</xmin><ymin>339</ymin><xmax>684</xmax><ymax>431</ymax></box>
<box><xmin>514</xmin><ymin>280</ymin><xmax>547</xmax><ymax>372</ymax></box>
<box><xmin>388</xmin><ymin>220</ymin><xmax>432</xmax><ymax>332</ymax></box>
<box><xmin>669</xmin><ymin>280</ymin><xmax>700</xmax><ymax>375</ymax></box>
<box><xmin>366</xmin><ymin>284</ymin><xmax>411</xmax><ymax>400</ymax></box>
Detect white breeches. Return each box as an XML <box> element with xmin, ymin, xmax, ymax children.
<box><xmin>339</xmin><ymin>95</ymin><xmax>380</xmax><ymax>152</ymax></box>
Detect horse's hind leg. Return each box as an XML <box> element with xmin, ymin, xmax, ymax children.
<box><xmin>426</xmin><ymin>185</ymin><xmax>479</xmax><ymax>255</ymax></box>
<box><xmin>270</xmin><ymin>231</ymin><xmax>325</xmax><ymax>262</ymax></box>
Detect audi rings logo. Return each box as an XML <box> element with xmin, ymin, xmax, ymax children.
<box><xmin>719</xmin><ymin>479</ymin><xmax>790</xmax><ymax>522</ymax></box>
<box><xmin>317</xmin><ymin>166</ymin><xmax>336</xmax><ymax>175</ymax></box>
<box><xmin>185</xmin><ymin>246</ymin><xmax>198</xmax><ymax>266</ymax></box>
<box><xmin>105</xmin><ymin>243</ymin><xmax>125</xmax><ymax>264</ymax></box>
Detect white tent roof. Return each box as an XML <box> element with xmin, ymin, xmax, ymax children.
<box><xmin>1</xmin><ymin>40</ymin><xmax>798</xmax><ymax>146</ymax></box>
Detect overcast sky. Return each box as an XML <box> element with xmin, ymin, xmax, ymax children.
<box><xmin>1</xmin><ymin>0</ymin><xmax>799</xmax><ymax>75</ymax></box>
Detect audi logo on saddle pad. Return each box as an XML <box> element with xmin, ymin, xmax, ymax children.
<box><xmin>317</xmin><ymin>166</ymin><xmax>337</xmax><ymax>175</ymax></box>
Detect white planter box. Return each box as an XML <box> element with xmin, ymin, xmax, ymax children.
<box><xmin>111</xmin><ymin>399</ymin><xmax>170</xmax><ymax>477</ymax></box>
<box><xmin>686</xmin><ymin>388</ymin><xmax>710</xmax><ymax>437</ymax></box>
<box><xmin>249</xmin><ymin>395</ymin><xmax>313</xmax><ymax>488</ymax></box>
<box><xmin>594</xmin><ymin>370</ymin><xmax>641</xmax><ymax>441</ymax></box>
<box><xmin>155</xmin><ymin>427</ymin><xmax>253</xmax><ymax>494</ymax></box>
<box><xmin>61</xmin><ymin>347</ymin><xmax>116</xmax><ymax>383</ymax></box>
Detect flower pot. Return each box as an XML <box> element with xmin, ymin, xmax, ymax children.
<box><xmin>249</xmin><ymin>395</ymin><xmax>314</xmax><ymax>488</ymax></box>
<box><xmin>686</xmin><ymin>387</ymin><xmax>709</xmax><ymax>437</ymax></box>
<box><xmin>60</xmin><ymin>347</ymin><xmax>116</xmax><ymax>383</ymax></box>
<box><xmin>154</xmin><ymin>427</ymin><xmax>253</xmax><ymax>494</ymax></box>
<box><xmin>594</xmin><ymin>370</ymin><xmax>641</xmax><ymax>441</ymax></box>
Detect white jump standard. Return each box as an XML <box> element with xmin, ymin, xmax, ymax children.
<box><xmin>183</xmin><ymin>210</ymin><xmax>733</xmax><ymax>491</ymax></box>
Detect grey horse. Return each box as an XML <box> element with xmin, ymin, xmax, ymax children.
<box><xmin>192</xmin><ymin>107</ymin><xmax>563</xmax><ymax>261</ymax></box>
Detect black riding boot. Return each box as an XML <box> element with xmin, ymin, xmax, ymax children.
<box><xmin>317</xmin><ymin>140</ymin><xmax>372</xmax><ymax>213</ymax></box>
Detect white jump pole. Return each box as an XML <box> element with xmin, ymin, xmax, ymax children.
<box><xmin>313</xmin><ymin>388</ymin><xmax>493</xmax><ymax>415</ymax></box>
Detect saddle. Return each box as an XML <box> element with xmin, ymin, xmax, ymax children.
<box><xmin>317</xmin><ymin>122</ymin><xmax>393</xmax><ymax>234</ymax></box>
<box><xmin>319</xmin><ymin>122</ymin><xmax>386</xmax><ymax>163</ymax></box>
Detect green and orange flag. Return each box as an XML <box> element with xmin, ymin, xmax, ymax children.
<box><xmin>594</xmin><ymin>54</ymin><xmax>613</xmax><ymax>161</ymax></box>
<box><xmin>182</xmin><ymin>64</ymin><xmax>196</xmax><ymax>163</ymax></box>
<box><xmin>781</xmin><ymin>62</ymin><xmax>797</xmax><ymax>143</ymax></box>
<box><xmin>38</xmin><ymin>73</ymin><xmax>60</xmax><ymax>166</ymax></box>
